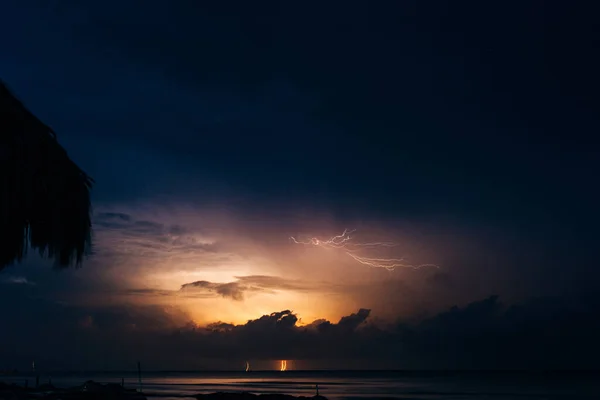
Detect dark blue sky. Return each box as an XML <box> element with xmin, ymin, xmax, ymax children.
<box><xmin>1</xmin><ymin>1</ymin><xmax>599</xmax><ymax>370</ymax></box>
<box><xmin>3</xmin><ymin>1</ymin><xmax>597</xmax><ymax>220</ymax></box>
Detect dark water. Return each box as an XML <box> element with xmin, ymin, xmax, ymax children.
<box><xmin>3</xmin><ymin>371</ymin><xmax>600</xmax><ymax>399</ymax></box>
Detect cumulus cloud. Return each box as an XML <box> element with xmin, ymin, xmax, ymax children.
<box><xmin>337</xmin><ymin>308</ymin><xmax>371</xmax><ymax>331</ymax></box>
<box><xmin>130</xmin><ymin>294</ymin><xmax>600</xmax><ymax>368</ymax></box>
<box><xmin>1</xmin><ymin>288</ymin><xmax>600</xmax><ymax>370</ymax></box>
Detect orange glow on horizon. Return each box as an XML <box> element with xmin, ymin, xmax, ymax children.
<box><xmin>184</xmin><ymin>291</ymin><xmax>347</xmax><ymax>327</ymax></box>
<box><xmin>84</xmin><ymin>205</ymin><xmax>450</xmax><ymax>340</ymax></box>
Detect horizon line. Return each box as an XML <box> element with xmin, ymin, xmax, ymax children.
<box><xmin>3</xmin><ymin>368</ymin><xmax>600</xmax><ymax>375</ymax></box>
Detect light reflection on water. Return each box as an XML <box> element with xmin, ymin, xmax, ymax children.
<box><xmin>2</xmin><ymin>371</ymin><xmax>600</xmax><ymax>399</ymax></box>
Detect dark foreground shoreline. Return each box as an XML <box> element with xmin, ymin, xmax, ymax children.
<box><xmin>0</xmin><ymin>381</ymin><xmax>328</xmax><ymax>400</ymax></box>
<box><xmin>195</xmin><ymin>394</ymin><xmax>326</xmax><ymax>400</ymax></box>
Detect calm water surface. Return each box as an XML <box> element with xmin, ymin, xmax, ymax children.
<box><xmin>3</xmin><ymin>371</ymin><xmax>599</xmax><ymax>399</ymax></box>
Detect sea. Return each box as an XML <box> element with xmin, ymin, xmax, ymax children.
<box><xmin>2</xmin><ymin>371</ymin><xmax>600</xmax><ymax>399</ymax></box>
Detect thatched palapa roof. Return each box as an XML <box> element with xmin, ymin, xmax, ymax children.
<box><xmin>0</xmin><ymin>80</ymin><xmax>93</xmax><ymax>269</ymax></box>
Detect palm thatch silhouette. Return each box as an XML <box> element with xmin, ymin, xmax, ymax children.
<box><xmin>0</xmin><ymin>80</ymin><xmax>93</xmax><ymax>269</ymax></box>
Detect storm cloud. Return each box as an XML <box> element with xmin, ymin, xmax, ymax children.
<box><xmin>1</xmin><ymin>0</ymin><xmax>598</xmax><ymax>373</ymax></box>
<box><xmin>2</xmin><ymin>281</ymin><xmax>599</xmax><ymax>370</ymax></box>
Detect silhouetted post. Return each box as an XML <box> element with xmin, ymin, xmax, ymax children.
<box><xmin>35</xmin><ymin>375</ymin><xmax>39</xmax><ymax>388</ymax></box>
<box><xmin>137</xmin><ymin>361</ymin><xmax>142</xmax><ymax>393</ymax></box>
<box><xmin>24</xmin><ymin>380</ymin><xmax>28</xmax><ymax>389</ymax></box>
<box><xmin>48</xmin><ymin>377</ymin><xmax>52</xmax><ymax>386</ymax></box>
<box><xmin>121</xmin><ymin>377</ymin><xmax>124</xmax><ymax>387</ymax></box>
<box><xmin>316</xmin><ymin>384</ymin><xmax>319</xmax><ymax>396</ymax></box>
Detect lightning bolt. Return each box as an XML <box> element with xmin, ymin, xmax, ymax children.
<box><xmin>290</xmin><ymin>229</ymin><xmax>438</xmax><ymax>271</ymax></box>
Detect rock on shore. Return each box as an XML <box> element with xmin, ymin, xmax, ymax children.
<box><xmin>0</xmin><ymin>381</ymin><xmax>147</xmax><ymax>400</ymax></box>
<box><xmin>2</xmin><ymin>381</ymin><xmax>328</xmax><ymax>400</ymax></box>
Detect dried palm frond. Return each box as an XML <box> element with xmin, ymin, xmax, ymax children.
<box><xmin>0</xmin><ymin>80</ymin><xmax>93</xmax><ymax>269</ymax></box>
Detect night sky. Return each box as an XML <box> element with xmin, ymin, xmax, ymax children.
<box><xmin>1</xmin><ymin>1</ymin><xmax>599</xmax><ymax>371</ymax></box>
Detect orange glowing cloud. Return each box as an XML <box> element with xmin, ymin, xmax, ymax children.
<box><xmin>71</xmin><ymin>203</ymin><xmax>459</xmax><ymax>326</ymax></box>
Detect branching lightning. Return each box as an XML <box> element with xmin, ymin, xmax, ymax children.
<box><xmin>290</xmin><ymin>229</ymin><xmax>438</xmax><ymax>271</ymax></box>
